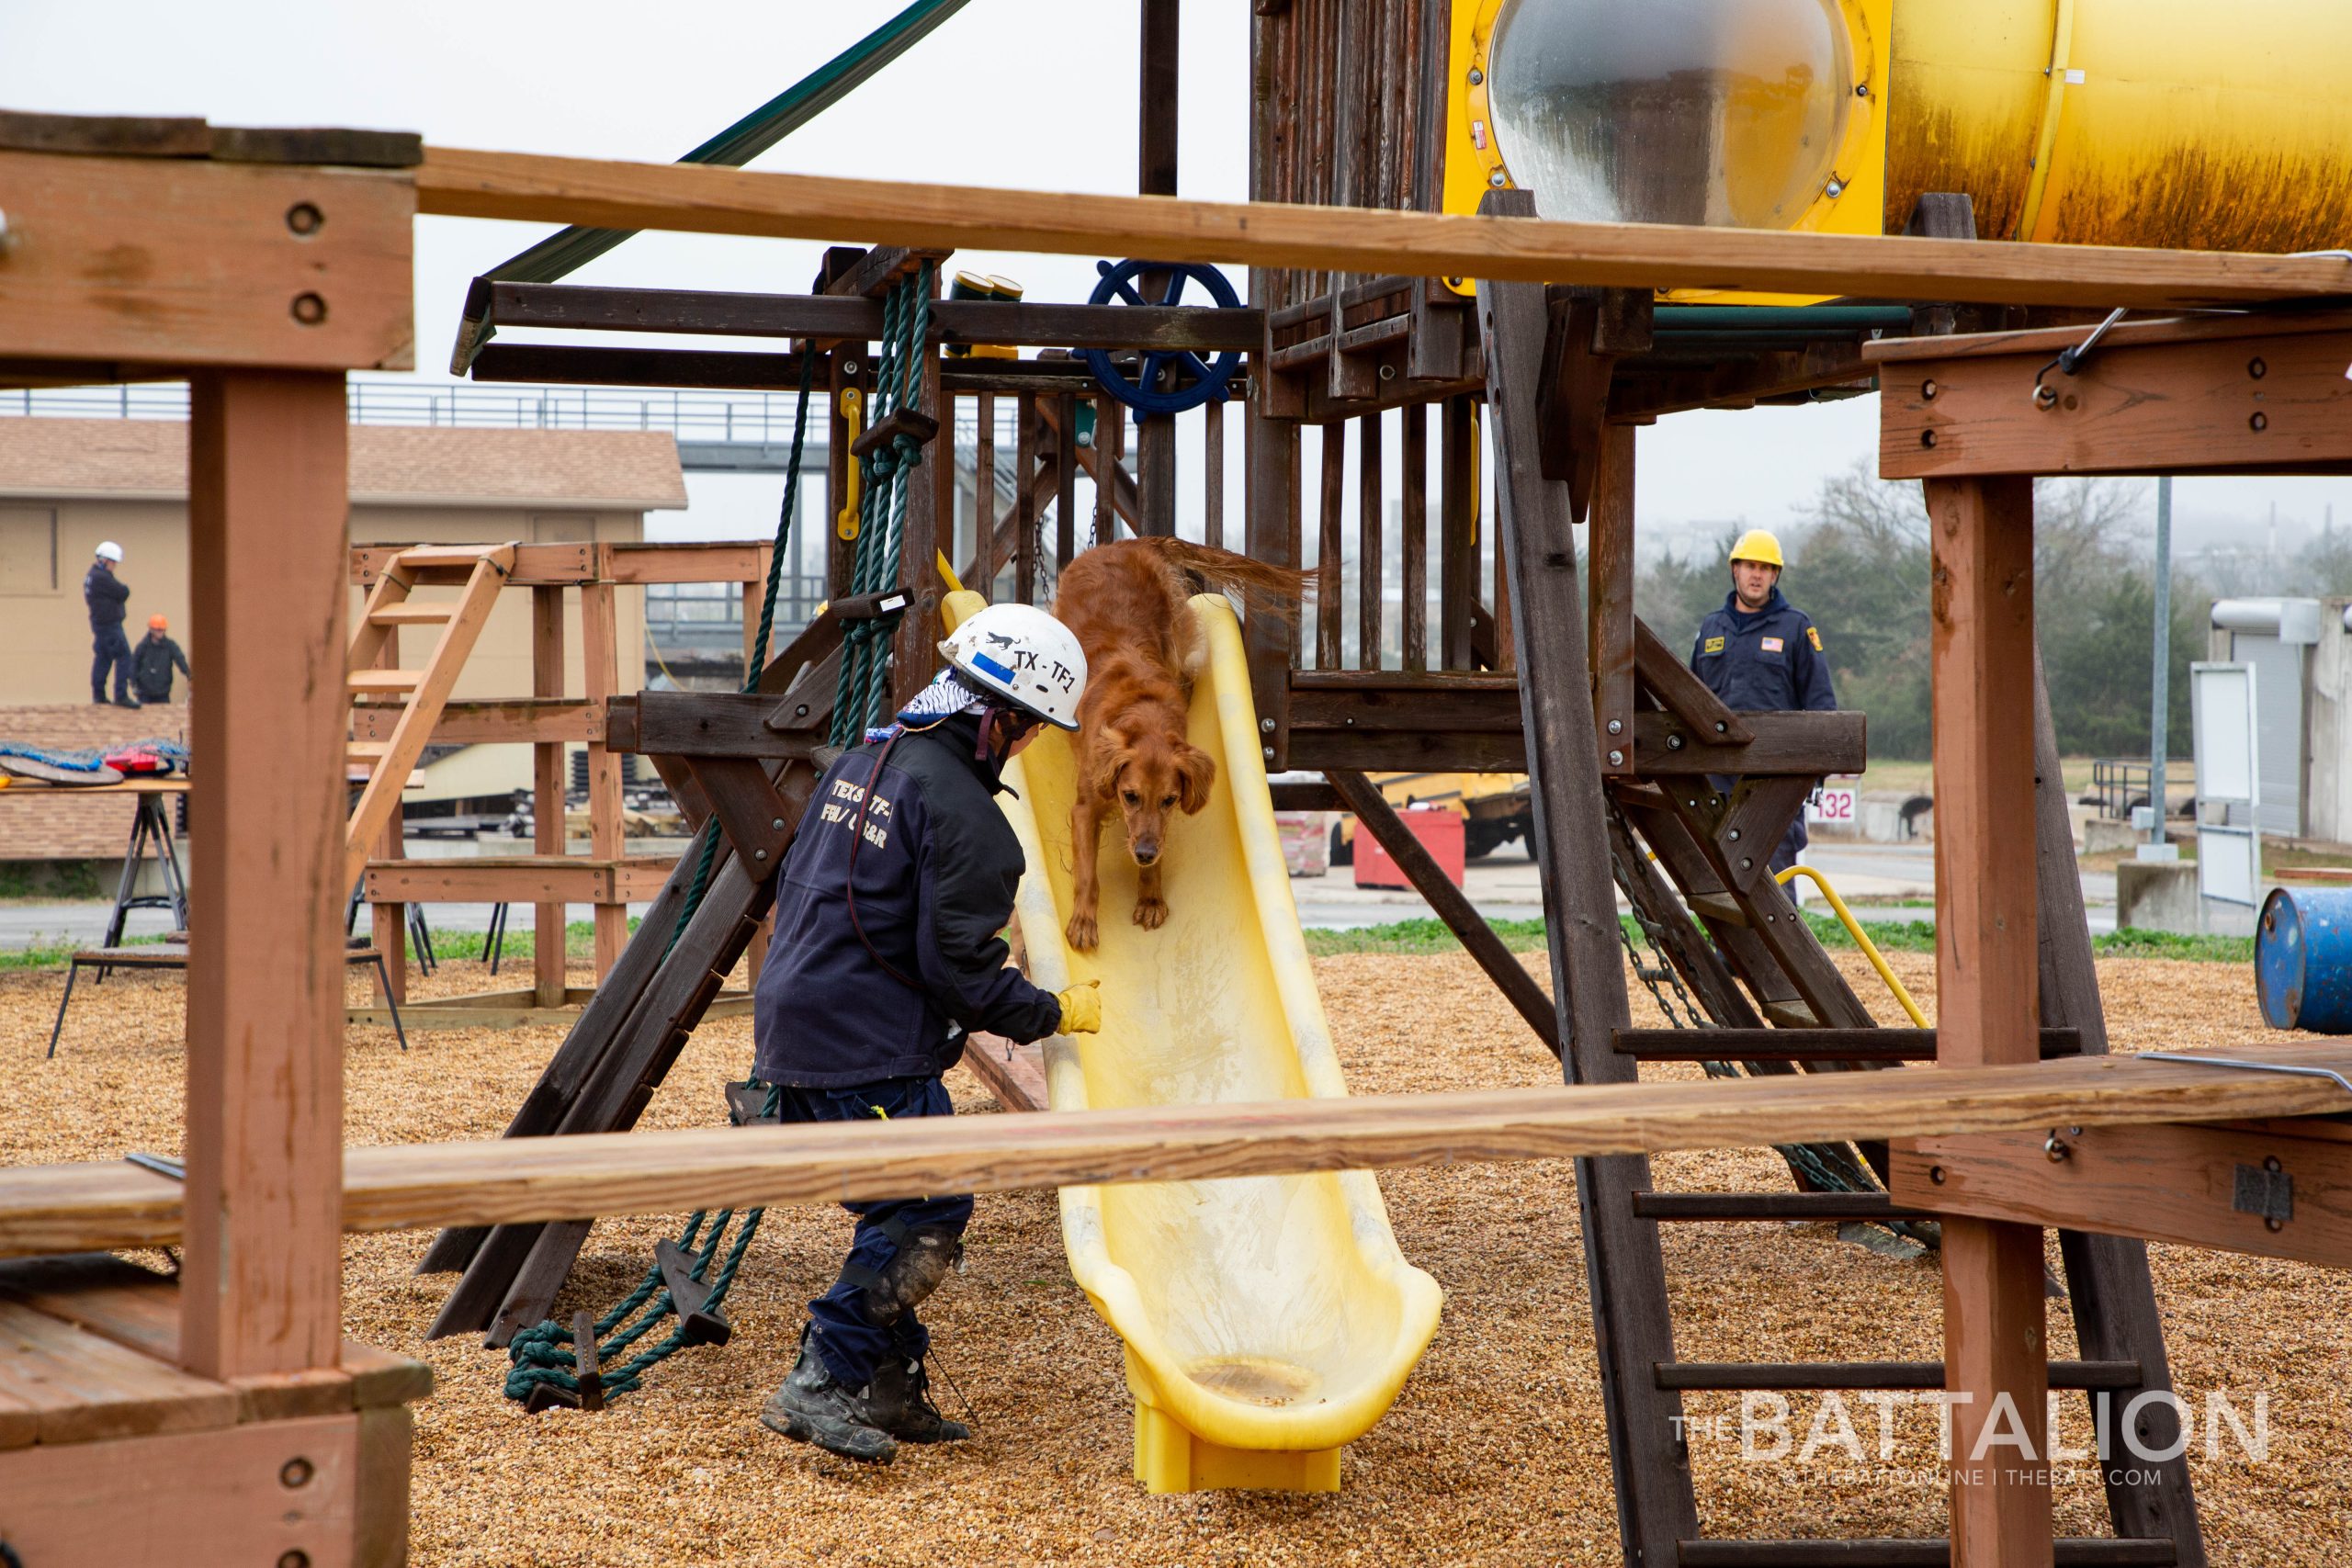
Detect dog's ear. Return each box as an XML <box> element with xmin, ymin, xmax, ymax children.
<box><xmin>1089</xmin><ymin>727</ymin><xmax>1135</xmax><ymax>798</ymax></box>
<box><xmin>1173</xmin><ymin>742</ymin><xmax>1216</xmax><ymax>815</ymax></box>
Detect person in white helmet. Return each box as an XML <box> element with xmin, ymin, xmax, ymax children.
<box><xmin>84</xmin><ymin>542</ymin><xmax>137</xmax><ymax>708</ymax></box>
<box><xmin>752</xmin><ymin>602</ymin><xmax>1098</xmax><ymax>1465</ymax></box>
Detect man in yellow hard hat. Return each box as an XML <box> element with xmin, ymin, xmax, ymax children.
<box><xmin>1690</xmin><ymin>528</ymin><xmax>1837</xmax><ymax>874</ymax></box>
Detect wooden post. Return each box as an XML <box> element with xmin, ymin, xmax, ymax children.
<box><xmin>1440</xmin><ymin>394</ymin><xmax>1476</xmax><ymax>670</ymax></box>
<box><xmin>1094</xmin><ymin>395</ymin><xmax>1117</xmax><ymax>547</ymax></box>
<box><xmin>1244</xmin><ymin>403</ymin><xmax>1300</xmax><ymax>771</ymax></box>
<box><xmin>531</xmin><ymin>587</ymin><xmax>567</xmax><ymax>1010</ymax></box>
<box><xmin>1402</xmin><ymin>401</ymin><xmax>1427</xmax><ymax>671</ymax></box>
<box><xmin>1203</xmin><ymin>396</ymin><xmax>1225</xmax><ymax>548</ymax></box>
<box><xmin>1014</xmin><ymin>393</ymin><xmax>1039</xmax><ymax>604</ymax></box>
<box><xmin>582</xmin><ymin>580</ymin><xmax>627</xmax><ymax>981</ymax></box>
<box><xmin>1589</xmin><ymin>423</ymin><xmax>1635</xmax><ymax>773</ymax></box>
<box><xmin>974</xmin><ymin>392</ymin><xmax>997</xmax><ymax>595</ymax></box>
<box><xmin>368</xmin><ymin>628</ymin><xmax>407</xmax><ymax>1003</ymax></box>
<box><xmin>1136</xmin><ymin>0</ymin><xmax>1179</xmax><ymax>537</ymax></box>
<box><xmin>1476</xmin><ymin>209</ymin><xmax>1699</xmax><ymax>1561</ymax></box>
<box><xmin>1054</xmin><ymin>391</ymin><xmax>1079</xmax><ymax>570</ymax></box>
<box><xmin>1317</xmin><ymin>423</ymin><xmax>1345</xmax><ymax>670</ymax></box>
<box><xmin>1927</xmin><ymin>473</ymin><xmax>2051</xmax><ymax>1566</ymax></box>
<box><xmin>1359</xmin><ymin>410</ymin><xmax>1384</xmax><ymax>669</ymax></box>
<box><xmin>182</xmin><ymin>368</ymin><xmax>348</xmax><ymax>1379</ymax></box>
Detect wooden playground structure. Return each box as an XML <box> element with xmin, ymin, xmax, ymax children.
<box><xmin>10</xmin><ymin>6</ymin><xmax>2352</xmax><ymax>1562</ymax></box>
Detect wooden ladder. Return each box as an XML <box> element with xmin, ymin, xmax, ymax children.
<box><xmin>1471</xmin><ymin>260</ymin><xmax>2203</xmax><ymax>1568</ymax></box>
<box><xmin>343</xmin><ymin>543</ymin><xmax>515</xmax><ymax>889</ymax></box>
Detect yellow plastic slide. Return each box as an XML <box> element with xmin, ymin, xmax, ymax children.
<box><xmin>944</xmin><ymin>588</ymin><xmax>1443</xmax><ymax>1493</ymax></box>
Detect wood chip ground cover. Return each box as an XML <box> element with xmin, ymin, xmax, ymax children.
<box><xmin>2</xmin><ymin>949</ymin><xmax>2344</xmax><ymax>1564</ymax></box>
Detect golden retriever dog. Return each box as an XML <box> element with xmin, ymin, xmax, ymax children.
<box><xmin>1051</xmin><ymin>537</ymin><xmax>1310</xmax><ymax>951</ymax></box>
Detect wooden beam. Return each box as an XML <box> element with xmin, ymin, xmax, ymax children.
<box><xmin>530</xmin><ymin>587</ymin><xmax>567</xmax><ymax>1010</ymax></box>
<box><xmin>11</xmin><ymin>1047</ymin><xmax>2352</xmax><ymax>1259</ymax></box>
<box><xmin>1633</xmin><ymin>709</ymin><xmax>1867</xmax><ymax>775</ymax></box>
<box><xmin>351</xmin><ymin>697</ymin><xmax>604</xmax><ymax>746</ymax></box>
<box><xmin>413</xmin><ymin>145</ymin><xmax>2352</xmax><ymax>310</ymax></box>
<box><xmin>1896</xmin><ymin>1118</ymin><xmax>2352</xmax><ymax>1269</ymax></box>
<box><xmin>182</xmin><ymin>369</ymin><xmax>349</xmax><ymax>1381</ymax></box>
<box><xmin>480</xmin><ymin>281</ymin><xmax>1260</xmax><ymax>351</ymax></box>
<box><xmin>361</xmin><ymin>858</ymin><xmax>674</xmax><ymax>904</ymax></box>
<box><xmin>1928</xmin><ymin>473</ymin><xmax>2049</xmax><ymax>1567</ymax></box>
<box><xmin>1476</xmin><ymin>202</ymin><xmax>1698</xmax><ymax>1563</ymax></box>
<box><xmin>0</xmin><ymin>150</ymin><xmax>413</xmax><ymax>373</ymax></box>
<box><xmin>1632</xmin><ymin>617</ymin><xmax>1754</xmax><ymax>744</ymax></box>
<box><xmin>1877</xmin><ymin>310</ymin><xmax>2352</xmax><ymax>479</ymax></box>
<box><xmin>1589</xmin><ymin>424</ymin><xmax>1635</xmax><ymax>773</ymax></box>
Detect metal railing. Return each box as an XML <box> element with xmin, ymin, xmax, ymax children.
<box><xmin>0</xmin><ymin>376</ymin><xmax>826</xmax><ymax>446</ymax></box>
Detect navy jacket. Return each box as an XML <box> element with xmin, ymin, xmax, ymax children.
<box><xmin>131</xmin><ymin>635</ymin><xmax>190</xmax><ymax>702</ymax></box>
<box><xmin>84</xmin><ymin>565</ymin><xmax>129</xmax><ymax>632</ymax></box>
<box><xmin>1690</xmin><ymin>588</ymin><xmax>1837</xmax><ymax>713</ymax></box>
<box><xmin>752</xmin><ymin>712</ymin><xmax>1063</xmax><ymax>1089</ymax></box>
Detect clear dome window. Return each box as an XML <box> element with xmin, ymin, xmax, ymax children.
<box><xmin>1487</xmin><ymin>0</ymin><xmax>1854</xmax><ymax>230</ymax></box>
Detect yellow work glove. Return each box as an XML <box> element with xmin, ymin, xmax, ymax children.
<box><xmin>1053</xmin><ymin>979</ymin><xmax>1102</xmax><ymax>1035</ymax></box>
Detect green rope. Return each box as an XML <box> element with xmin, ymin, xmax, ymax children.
<box><xmin>831</xmin><ymin>266</ymin><xmax>934</xmax><ymax>746</ymax></box>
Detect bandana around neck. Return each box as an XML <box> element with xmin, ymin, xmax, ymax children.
<box><xmin>865</xmin><ymin>667</ymin><xmax>989</xmax><ymax>745</ymax></box>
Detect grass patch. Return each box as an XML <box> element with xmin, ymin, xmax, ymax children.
<box><xmin>0</xmin><ymin>917</ymin><xmax>650</xmax><ymax>973</ymax></box>
<box><xmin>1305</xmin><ymin>912</ymin><xmax>2252</xmax><ymax>964</ymax></box>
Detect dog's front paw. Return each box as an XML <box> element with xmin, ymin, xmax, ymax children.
<box><xmin>1066</xmin><ymin>911</ymin><xmax>1100</xmax><ymax>951</ymax></box>
<box><xmin>1133</xmin><ymin>896</ymin><xmax>1169</xmax><ymax>931</ymax></box>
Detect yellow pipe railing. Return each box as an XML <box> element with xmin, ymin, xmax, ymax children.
<box><xmin>1775</xmin><ymin>864</ymin><xmax>1928</xmax><ymax>1027</ymax></box>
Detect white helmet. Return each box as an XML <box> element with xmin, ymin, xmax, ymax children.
<box><xmin>95</xmin><ymin>541</ymin><xmax>124</xmax><ymax>562</ymax></box>
<box><xmin>937</xmin><ymin>603</ymin><xmax>1087</xmax><ymax>731</ymax></box>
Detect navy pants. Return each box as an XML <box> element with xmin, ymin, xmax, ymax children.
<box><xmin>90</xmin><ymin>627</ymin><xmax>131</xmax><ymax>703</ymax></box>
<box><xmin>778</xmin><ymin>1075</ymin><xmax>972</xmax><ymax>1387</ymax></box>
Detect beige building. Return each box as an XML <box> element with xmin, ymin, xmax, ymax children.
<box><xmin>0</xmin><ymin>418</ymin><xmax>685</xmax><ymax>707</ymax></box>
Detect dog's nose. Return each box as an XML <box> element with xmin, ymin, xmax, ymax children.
<box><xmin>1134</xmin><ymin>846</ymin><xmax>1159</xmax><ymax>866</ymax></box>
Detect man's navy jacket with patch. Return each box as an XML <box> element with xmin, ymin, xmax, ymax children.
<box><xmin>752</xmin><ymin>712</ymin><xmax>1063</xmax><ymax>1089</ymax></box>
<box><xmin>1690</xmin><ymin>587</ymin><xmax>1837</xmax><ymax>713</ymax></box>
<box><xmin>83</xmin><ymin>565</ymin><xmax>129</xmax><ymax>631</ymax></box>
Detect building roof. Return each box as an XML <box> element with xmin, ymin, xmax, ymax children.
<box><xmin>0</xmin><ymin>419</ymin><xmax>687</xmax><ymax>511</ymax></box>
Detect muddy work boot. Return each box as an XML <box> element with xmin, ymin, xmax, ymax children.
<box><xmin>760</xmin><ymin>1329</ymin><xmax>897</xmax><ymax>1463</ymax></box>
<box><xmin>866</xmin><ymin>1355</ymin><xmax>970</xmax><ymax>1443</ymax></box>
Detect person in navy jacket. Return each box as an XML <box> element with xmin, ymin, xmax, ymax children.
<box><xmin>1690</xmin><ymin>530</ymin><xmax>1838</xmax><ymax>874</ymax></box>
<box><xmin>754</xmin><ymin>602</ymin><xmax>1099</xmax><ymax>1466</ymax></box>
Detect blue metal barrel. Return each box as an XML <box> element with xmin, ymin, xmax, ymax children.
<box><xmin>2256</xmin><ymin>886</ymin><xmax>2352</xmax><ymax>1032</ymax></box>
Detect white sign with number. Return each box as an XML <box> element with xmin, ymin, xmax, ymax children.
<box><xmin>1805</xmin><ymin>784</ymin><xmax>1859</xmax><ymax>827</ymax></box>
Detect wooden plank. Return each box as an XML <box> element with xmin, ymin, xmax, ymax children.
<box><xmin>1475</xmin><ymin>217</ymin><xmax>1698</xmax><ymax>1562</ymax></box>
<box><xmin>1927</xmin><ymin>473</ymin><xmax>2049</xmax><ymax>1568</ymax></box>
<box><xmin>1633</xmin><ymin>710</ymin><xmax>1868</xmax><ymax>775</ymax></box>
<box><xmin>484</xmin><ymin>281</ymin><xmax>1261</xmax><ymax>351</ymax></box>
<box><xmin>1289</xmin><ymin>683</ymin><xmax>1521</xmax><ymax>733</ymax></box>
<box><xmin>0</xmin><ymin>1416</ymin><xmax>359</xmax><ymax>1565</ymax></box>
<box><xmin>1894</xmin><ymin>1120</ymin><xmax>2352</xmax><ymax>1269</ymax></box>
<box><xmin>413</xmin><ymin>146</ymin><xmax>2352</xmax><ymax>310</ymax></box>
<box><xmin>602</xmin><ymin>541</ymin><xmax>770</xmax><ymax>585</ymax></box>
<box><xmin>1439</xmin><ymin>395</ymin><xmax>1477</xmax><ymax>670</ymax></box>
<box><xmin>1616</xmin><ymin>1029</ymin><xmax>2082</xmax><ymax>1063</ymax></box>
<box><xmin>1401</xmin><ymin>403</ymin><xmax>1427</xmax><ymax>671</ymax></box>
<box><xmin>1284</xmin><ymin>730</ymin><xmax>1527</xmax><ymax>773</ymax></box>
<box><xmin>354</xmin><ymin>1404</ymin><xmax>414</xmax><ymax>1568</ymax></box>
<box><xmin>0</xmin><ymin>150</ymin><xmax>412</xmax><ymax>373</ymax></box>
<box><xmin>1329</xmin><ymin>770</ymin><xmax>1557</xmax><ymax>1055</ymax></box>
<box><xmin>962</xmin><ymin>1032</ymin><xmax>1049</xmax><ymax>1114</ymax></box>
<box><xmin>530</xmin><ymin>586</ymin><xmax>569</xmax><ymax>1010</ymax></box>
<box><xmin>1203</xmin><ymin>397</ymin><xmax>1225</xmax><ymax>549</ymax></box>
<box><xmin>6</xmin><ymin>1048</ymin><xmax>2352</xmax><ymax>1258</ymax></box>
<box><xmin>351</xmin><ymin>697</ymin><xmax>604</xmax><ymax>745</ymax></box>
<box><xmin>0</xmin><ymin>1297</ymin><xmax>238</xmax><ymax>1447</ymax></box>
<box><xmin>1246</xmin><ymin>406</ymin><xmax>1300</xmax><ymax>766</ymax></box>
<box><xmin>207</xmin><ymin>125</ymin><xmax>424</xmax><ymax>168</ymax></box>
<box><xmin>974</xmin><ymin>393</ymin><xmax>998</xmax><ymax>594</ymax></box>
<box><xmin>1605</xmin><ymin>798</ymin><xmax>1765</xmax><ymax>1032</ymax></box>
<box><xmin>2028</xmin><ymin>641</ymin><xmax>2207</xmax><ymax>1561</ymax></box>
<box><xmin>582</xmin><ymin>581</ymin><xmax>628</xmax><ymax>980</ymax></box>
<box><xmin>1055</xmin><ymin>392</ymin><xmax>1079</xmax><ymax>570</ymax></box>
<box><xmin>1633</xmin><ymin>617</ymin><xmax>1754</xmax><ymax>744</ymax></box>
<box><xmin>1589</xmin><ymin>425</ymin><xmax>1636</xmax><ymax>773</ymax></box>
<box><xmin>1317</xmin><ymin>423</ymin><xmax>1345</xmax><ymax>669</ymax></box>
<box><xmin>0</xmin><ymin>107</ymin><xmax>210</xmax><ymax>156</ymax></box>
<box><xmin>1014</xmin><ymin>393</ymin><xmax>1040</xmax><ymax>603</ymax></box>
<box><xmin>351</xmin><ymin>541</ymin><xmax>596</xmax><ymax>588</ymax></box>
<box><xmin>1359</xmin><ymin>411</ymin><xmax>1384</xmax><ymax>668</ymax></box>
<box><xmin>361</xmin><ymin>858</ymin><xmax>674</xmax><ymax>904</ymax></box>
<box><xmin>183</xmin><ymin>369</ymin><xmax>348</xmax><ymax>1382</ymax></box>
<box><xmin>1877</xmin><ymin>313</ymin><xmax>2352</xmax><ymax>479</ymax></box>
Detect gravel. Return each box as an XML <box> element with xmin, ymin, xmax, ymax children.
<box><xmin>3</xmin><ymin>946</ymin><xmax>2345</xmax><ymax>1565</ymax></box>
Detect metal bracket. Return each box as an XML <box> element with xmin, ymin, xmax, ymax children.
<box><xmin>2140</xmin><ymin>1052</ymin><xmax>2352</xmax><ymax>1097</ymax></box>
<box><xmin>2233</xmin><ymin>1160</ymin><xmax>2294</xmax><ymax>1226</ymax></box>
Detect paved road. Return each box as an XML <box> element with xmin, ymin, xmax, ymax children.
<box><xmin>0</xmin><ymin>830</ymin><xmax>2120</xmax><ymax>951</ymax></box>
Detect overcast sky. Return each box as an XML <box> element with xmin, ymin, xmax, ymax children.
<box><xmin>10</xmin><ymin>0</ymin><xmax>2351</xmax><ymax>558</ymax></box>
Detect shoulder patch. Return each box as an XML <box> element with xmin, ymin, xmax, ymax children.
<box><xmin>1806</xmin><ymin>626</ymin><xmax>1823</xmax><ymax>652</ymax></box>
<box><xmin>1702</xmin><ymin>636</ymin><xmax>1725</xmax><ymax>655</ymax></box>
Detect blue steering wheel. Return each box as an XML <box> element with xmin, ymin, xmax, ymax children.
<box><xmin>1081</xmin><ymin>258</ymin><xmax>1243</xmax><ymax>418</ymax></box>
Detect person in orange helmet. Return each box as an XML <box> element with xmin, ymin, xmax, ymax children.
<box><xmin>130</xmin><ymin>614</ymin><xmax>191</xmax><ymax>705</ymax></box>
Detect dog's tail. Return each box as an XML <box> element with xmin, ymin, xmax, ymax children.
<box><xmin>1148</xmin><ymin>538</ymin><xmax>1316</xmax><ymax>620</ymax></box>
